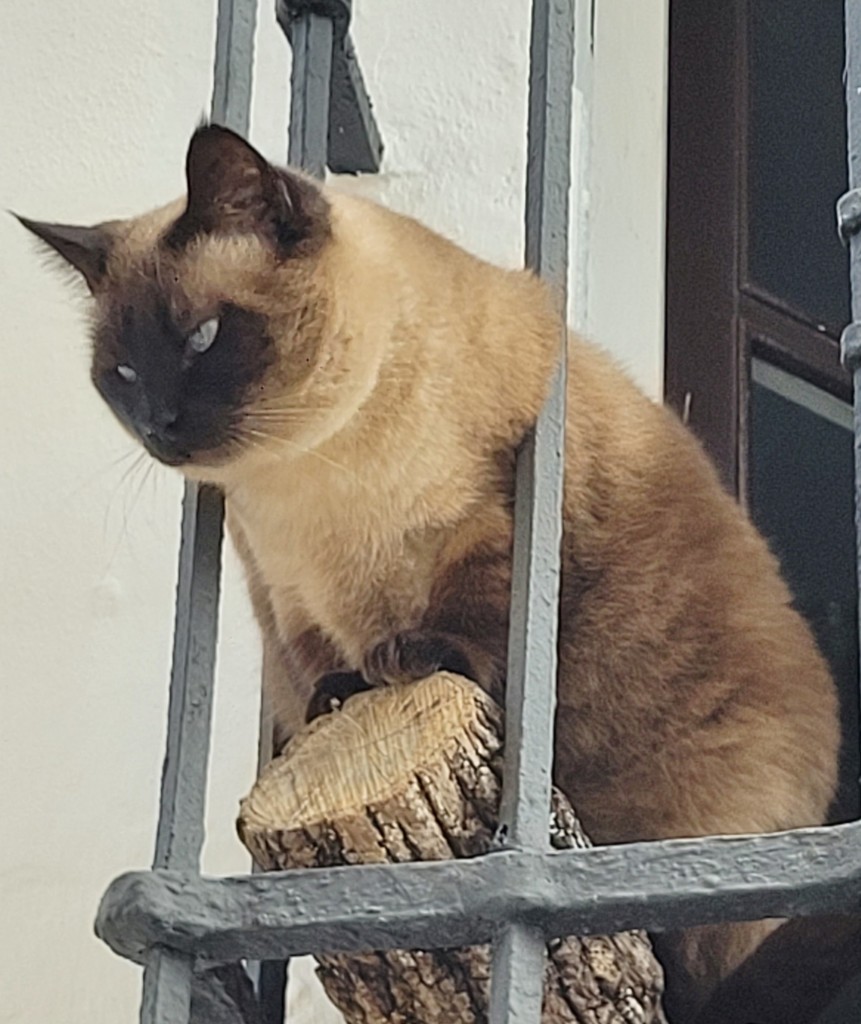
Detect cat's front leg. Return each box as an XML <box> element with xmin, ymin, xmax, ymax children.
<box><xmin>362</xmin><ymin>629</ymin><xmax>505</xmax><ymax>701</ymax></box>
<box><xmin>305</xmin><ymin>670</ymin><xmax>372</xmax><ymax>723</ymax></box>
<box><xmin>360</xmin><ymin>538</ymin><xmax>513</xmax><ymax>701</ymax></box>
<box><xmin>305</xmin><ymin>631</ymin><xmax>501</xmax><ymax>724</ymax></box>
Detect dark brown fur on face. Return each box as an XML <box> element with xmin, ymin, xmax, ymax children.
<box><xmin>20</xmin><ymin>125</ymin><xmax>845</xmax><ymax>1022</ymax></box>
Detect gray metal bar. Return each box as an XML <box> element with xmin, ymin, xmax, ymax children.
<box><xmin>254</xmin><ymin>13</ymin><xmax>333</xmax><ymax>1019</ymax></box>
<box><xmin>276</xmin><ymin>0</ymin><xmax>383</xmax><ymax>175</ymax></box>
<box><xmin>487</xmin><ymin>925</ymin><xmax>546</xmax><ymax>1023</ymax></box>
<box><xmin>141</xmin><ymin>949</ymin><xmax>195</xmax><ymax>1024</ymax></box>
<box><xmin>843</xmin><ymin>0</ymin><xmax>861</xmax><ymax>845</ymax></box>
<box><xmin>500</xmin><ymin>0</ymin><xmax>575</xmax><ymax>854</ymax></box>
<box><xmin>153</xmin><ymin>483</ymin><xmax>225</xmax><ymax>872</ymax></box>
<box><xmin>327</xmin><ymin>35</ymin><xmax>384</xmax><ymax>174</ymax></box>
<box><xmin>491</xmin><ymin>0</ymin><xmax>575</xmax><ymax>1020</ymax></box>
<box><xmin>144</xmin><ymin>483</ymin><xmax>225</xmax><ymax>1024</ymax></box>
<box><xmin>139</xmin><ymin>1</ymin><xmax>257</xmax><ymax>1020</ymax></box>
<box><xmin>153</xmin><ymin>0</ymin><xmax>257</xmax><ymax>877</ymax></box>
<box><xmin>845</xmin><ymin>0</ymin><xmax>861</xmax><ymax>314</ymax></box>
<box><xmin>211</xmin><ymin>0</ymin><xmax>257</xmax><ymax>134</ymax></box>
<box><xmin>844</xmin><ymin>6</ymin><xmax>861</xmax><ymax>503</ymax></box>
<box><xmin>288</xmin><ymin>14</ymin><xmax>334</xmax><ymax>176</ymax></box>
<box><xmin>98</xmin><ymin>820</ymin><xmax>861</xmax><ymax>966</ymax></box>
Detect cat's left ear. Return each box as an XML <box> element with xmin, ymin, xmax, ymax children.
<box><xmin>14</xmin><ymin>215</ymin><xmax>112</xmax><ymax>292</ymax></box>
<box><xmin>166</xmin><ymin>123</ymin><xmax>328</xmax><ymax>255</ymax></box>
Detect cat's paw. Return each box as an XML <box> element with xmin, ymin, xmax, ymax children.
<box><xmin>362</xmin><ymin>629</ymin><xmax>480</xmax><ymax>687</ymax></box>
<box><xmin>305</xmin><ymin>670</ymin><xmax>372</xmax><ymax>723</ymax></box>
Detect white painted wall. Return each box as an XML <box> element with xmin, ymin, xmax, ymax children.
<box><xmin>0</xmin><ymin>1</ymin><xmax>666</xmax><ymax>1020</ymax></box>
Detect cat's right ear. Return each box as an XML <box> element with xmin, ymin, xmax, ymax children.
<box><xmin>14</xmin><ymin>215</ymin><xmax>112</xmax><ymax>292</ymax></box>
<box><xmin>166</xmin><ymin>123</ymin><xmax>328</xmax><ymax>255</ymax></box>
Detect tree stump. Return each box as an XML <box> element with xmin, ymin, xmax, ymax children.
<box><xmin>237</xmin><ymin>672</ymin><xmax>667</xmax><ymax>1024</ymax></box>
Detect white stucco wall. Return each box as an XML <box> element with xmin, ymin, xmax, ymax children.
<box><xmin>0</xmin><ymin>2</ymin><xmax>666</xmax><ymax>1021</ymax></box>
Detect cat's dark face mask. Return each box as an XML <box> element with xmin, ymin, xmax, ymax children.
<box><xmin>88</xmin><ymin>290</ymin><xmax>274</xmax><ymax>467</ymax></box>
<box><xmin>16</xmin><ymin>124</ymin><xmax>331</xmax><ymax>470</ymax></box>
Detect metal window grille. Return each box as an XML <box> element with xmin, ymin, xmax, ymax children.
<box><xmin>95</xmin><ymin>1</ymin><xmax>861</xmax><ymax>1022</ymax></box>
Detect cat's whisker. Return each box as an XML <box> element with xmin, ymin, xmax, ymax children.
<box><xmin>248</xmin><ymin>403</ymin><xmax>333</xmax><ymax>418</ymax></box>
<box><xmin>102</xmin><ymin>450</ymin><xmax>149</xmax><ymax>572</ymax></box>
<box><xmin>244</xmin><ymin>412</ymin><xmax>318</xmax><ymax>424</ymax></box>
<box><xmin>238</xmin><ymin>426</ymin><xmax>361</xmax><ymax>484</ymax></box>
<box><xmin>67</xmin><ymin>446</ymin><xmax>140</xmax><ymax>500</ymax></box>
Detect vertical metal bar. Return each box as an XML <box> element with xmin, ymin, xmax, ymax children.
<box><xmin>846</xmin><ymin>0</ymin><xmax>861</xmax><ymax>318</ymax></box>
<box><xmin>571</xmin><ymin>0</ymin><xmax>594</xmax><ymax>334</ymax></box>
<box><xmin>152</xmin><ymin>484</ymin><xmax>225</xmax><ymax>871</ymax></box>
<box><xmin>490</xmin><ymin>1</ymin><xmax>575</xmax><ymax>1022</ymax></box>
<box><xmin>140</xmin><ymin>1</ymin><xmax>257</xmax><ymax>1021</ymax></box>
<box><xmin>488</xmin><ymin>923</ymin><xmax>547</xmax><ymax>1024</ymax></box>
<box><xmin>253</xmin><ymin>13</ymin><xmax>333</xmax><ymax>1021</ymax></box>
<box><xmin>843</xmin><ymin>0</ymin><xmax>861</xmax><ymax>797</ymax></box>
<box><xmin>211</xmin><ymin>0</ymin><xmax>257</xmax><ymax>134</ymax></box>
<box><xmin>288</xmin><ymin>14</ymin><xmax>334</xmax><ymax>175</ymax></box>
<box><xmin>141</xmin><ymin>950</ymin><xmax>196</xmax><ymax>1024</ymax></box>
<box><xmin>252</xmin><ymin>644</ymin><xmax>287</xmax><ymax>1024</ymax></box>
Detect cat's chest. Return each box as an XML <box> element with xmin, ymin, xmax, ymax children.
<box><xmin>229</xmin><ymin>482</ymin><xmax>441</xmax><ymax>664</ymax></box>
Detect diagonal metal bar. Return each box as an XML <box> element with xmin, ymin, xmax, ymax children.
<box><xmin>327</xmin><ymin>34</ymin><xmax>383</xmax><ymax>173</ymax></box>
<box><xmin>491</xmin><ymin>1</ymin><xmax>575</xmax><ymax>1021</ymax></box>
<box><xmin>98</xmin><ymin>821</ymin><xmax>861</xmax><ymax>967</ymax></box>
<box><xmin>277</xmin><ymin>0</ymin><xmax>383</xmax><ymax>175</ymax></box>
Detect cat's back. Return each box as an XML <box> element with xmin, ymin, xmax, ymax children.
<box><xmin>557</xmin><ymin>339</ymin><xmax>840</xmax><ymax>843</ymax></box>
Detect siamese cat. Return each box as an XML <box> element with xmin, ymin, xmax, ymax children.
<box><xmin>19</xmin><ymin>124</ymin><xmax>842</xmax><ymax>1022</ymax></box>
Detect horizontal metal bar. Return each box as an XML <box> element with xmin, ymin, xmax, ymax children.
<box><xmin>97</xmin><ymin>821</ymin><xmax>861</xmax><ymax>966</ymax></box>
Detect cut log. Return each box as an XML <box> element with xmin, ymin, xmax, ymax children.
<box><xmin>237</xmin><ymin>672</ymin><xmax>668</xmax><ymax>1024</ymax></box>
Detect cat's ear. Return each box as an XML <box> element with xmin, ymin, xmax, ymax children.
<box><xmin>15</xmin><ymin>215</ymin><xmax>111</xmax><ymax>292</ymax></box>
<box><xmin>166</xmin><ymin>123</ymin><xmax>327</xmax><ymax>254</ymax></box>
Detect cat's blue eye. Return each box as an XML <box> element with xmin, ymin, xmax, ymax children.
<box><xmin>187</xmin><ymin>317</ymin><xmax>220</xmax><ymax>355</ymax></box>
<box><xmin>117</xmin><ymin>364</ymin><xmax>137</xmax><ymax>383</ymax></box>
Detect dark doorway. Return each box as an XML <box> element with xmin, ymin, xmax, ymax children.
<box><xmin>666</xmin><ymin>9</ymin><xmax>860</xmax><ymax>1003</ymax></box>
<box><xmin>665</xmin><ymin>0</ymin><xmax>859</xmax><ymax>823</ymax></box>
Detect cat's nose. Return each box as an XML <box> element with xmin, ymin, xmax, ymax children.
<box><xmin>141</xmin><ymin>422</ymin><xmax>190</xmax><ymax>466</ymax></box>
<box><xmin>153</xmin><ymin>408</ymin><xmax>179</xmax><ymax>434</ymax></box>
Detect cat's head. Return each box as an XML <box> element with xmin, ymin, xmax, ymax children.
<box><xmin>18</xmin><ymin>124</ymin><xmax>347</xmax><ymax>477</ymax></box>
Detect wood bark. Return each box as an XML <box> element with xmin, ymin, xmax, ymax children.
<box><xmin>237</xmin><ymin>672</ymin><xmax>668</xmax><ymax>1024</ymax></box>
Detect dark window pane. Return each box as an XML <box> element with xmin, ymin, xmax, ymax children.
<box><xmin>747</xmin><ymin>0</ymin><xmax>849</xmax><ymax>330</ymax></box>
<box><xmin>749</xmin><ymin>360</ymin><xmax>859</xmax><ymax>822</ymax></box>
